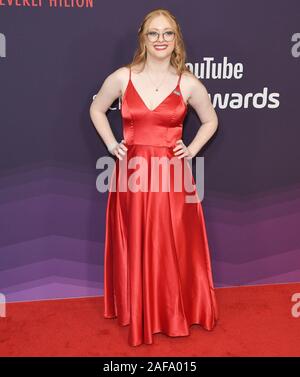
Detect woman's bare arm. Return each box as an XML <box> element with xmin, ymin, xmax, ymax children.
<box><xmin>185</xmin><ymin>75</ymin><xmax>218</xmax><ymax>157</ymax></box>
<box><xmin>89</xmin><ymin>67</ymin><xmax>127</xmax><ymax>159</ymax></box>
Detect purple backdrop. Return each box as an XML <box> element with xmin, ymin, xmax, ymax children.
<box><xmin>1</xmin><ymin>0</ymin><xmax>300</xmax><ymax>303</ymax></box>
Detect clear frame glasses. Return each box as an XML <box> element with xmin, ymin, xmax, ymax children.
<box><xmin>146</xmin><ymin>30</ymin><xmax>176</xmax><ymax>43</ymax></box>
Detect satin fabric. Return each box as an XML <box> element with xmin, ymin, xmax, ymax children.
<box><xmin>103</xmin><ymin>67</ymin><xmax>219</xmax><ymax>346</ymax></box>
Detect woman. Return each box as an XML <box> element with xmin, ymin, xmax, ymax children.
<box><xmin>90</xmin><ymin>8</ymin><xmax>219</xmax><ymax>347</ymax></box>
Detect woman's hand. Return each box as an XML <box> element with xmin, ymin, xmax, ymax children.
<box><xmin>107</xmin><ymin>139</ymin><xmax>128</xmax><ymax>160</ymax></box>
<box><xmin>173</xmin><ymin>139</ymin><xmax>194</xmax><ymax>160</ymax></box>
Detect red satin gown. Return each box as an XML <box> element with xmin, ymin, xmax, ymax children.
<box><xmin>103</xmin><ymin>66</ymin><xmax>219</xmax><ymax>346</ymax></box>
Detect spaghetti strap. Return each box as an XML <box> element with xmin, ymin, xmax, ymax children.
<box><xmin>177</xmin><ymin>72</ymin><xmax>182</xmax><ymax>86</ymax></box>
<box><xmin>129</xmin><ymin>66</ymin><xmax>131</xmax><ymax>81</ymax></box>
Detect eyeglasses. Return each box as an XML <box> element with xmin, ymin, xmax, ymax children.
<box><xmin>145</xmin><ymin>30</ymin><xmax>175</xmax><ymax>43</ymax></box>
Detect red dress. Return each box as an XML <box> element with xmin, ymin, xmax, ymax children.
<box><xmin>103</xmin><ymin>66</ymin><xmax>219</xmax><ymax>346</ymax></box>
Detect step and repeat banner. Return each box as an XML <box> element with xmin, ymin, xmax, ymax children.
<box><xmin>1</xmin><ymin>1</ymin><xmax>299</xmax><ymax>302</ymax></box>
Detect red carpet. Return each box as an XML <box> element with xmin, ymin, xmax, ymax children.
<box><xmin>0</xmin><ymin>282</ymin><xmax>299</xmax><ymax>356</ymax></box>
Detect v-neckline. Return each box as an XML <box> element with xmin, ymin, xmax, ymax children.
<box><xmin>129</xmin><ymin>78</ymin><xmax>180</xmax><ymax>112</ymax></box>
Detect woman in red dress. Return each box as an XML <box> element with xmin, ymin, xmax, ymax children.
<box><xmin>90</xmin><ymin>8</ymin><xmax>219</xmax><ymax>347</ymax></box>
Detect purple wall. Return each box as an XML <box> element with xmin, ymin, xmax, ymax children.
<box><xmin>1</xmin><ymin>0</ymin><xmax>300</xmax><ymax>303</ymax></box>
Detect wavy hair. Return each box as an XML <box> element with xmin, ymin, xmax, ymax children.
<box><xmin>124</xmin><ymin>8</ymin><xmax>192</xmax><ymax>76</ymax></box>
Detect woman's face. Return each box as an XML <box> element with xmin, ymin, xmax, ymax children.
<box><xmin>144</xmin><ymin>15</ymin><xmax>176</xmax><ymax>58</ymax></box>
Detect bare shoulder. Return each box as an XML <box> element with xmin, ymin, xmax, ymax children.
<box><xmin>106</xmin><ymin>66</ymin><xmax>128</xmax><ymax>86</ymax></box>
<box><xmin>181</xmin><ymin>69</ymin><xmax>208</xmax><ymax>105</ymax></box>
<box><xmin>98</xmin><ymin>66</ymin><xmax>130</xmax><ymax>100</ymax></box>
<box><xmin>112</xmin><ymin>66</ymin><xmax>132</xmax><ymax>93</ymax></box>
<box><xmin>90</xmin><ymin>66</ymin><xmax>131</xmax><ymax>113</ymax></box>
<box><xmin>181</xmin><ymin>69</ymin><xmax>206</xmax><ymax>92</ymax></box>
<box><xmin>113</xmin><ymin>66</ymin><xmax>130</xmax><ymax>80</ymax></box>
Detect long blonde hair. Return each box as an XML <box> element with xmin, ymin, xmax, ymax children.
<box><xmin>124</xmin><ymin>8</ymin><xmax>192</xmax><ymax>76</ymax></box>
